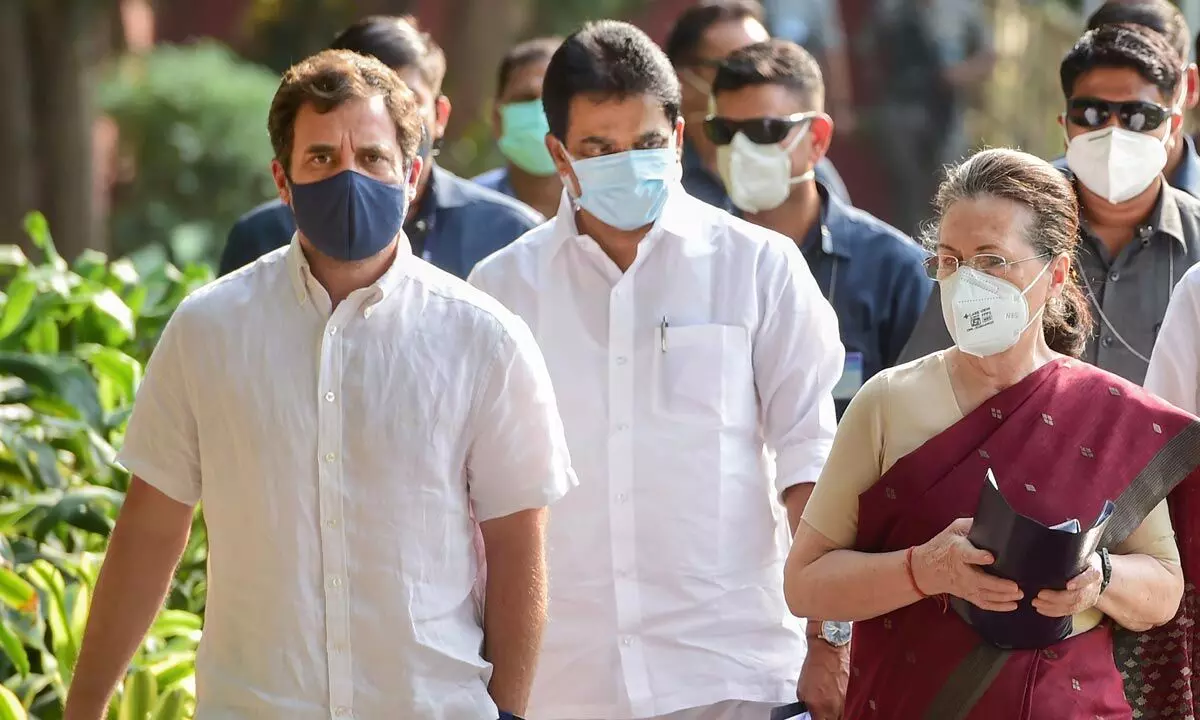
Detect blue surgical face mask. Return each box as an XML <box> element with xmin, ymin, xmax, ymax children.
<box><xmin>567</xmin><ymin>144</ymin><xmax>681</xmax><ymax>231</ymax></box>
<box><xmin>290</xmin><ymin>169</ymin><xmax>410</xmax><ymax>262</ymax></box>
<box><xmin>498</xmin><ymin>100</ymin><xmax>556</xmax><ymax>176</ymax></box>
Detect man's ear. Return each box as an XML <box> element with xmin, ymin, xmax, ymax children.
<box><xmin>546</xmin><ymin>134</ymin><xmax>580</xmax><ymax>197</ymax></box>
<box><xmin>1186</xmin><ymin>64</ymin><xmax>1199</xmax><ymax>110</ymax></box>
<box><xmin>674</xmin><ymin>117</ymin><xmax>686</xmax><ymax>159</ymax></box>
<box><xmin>272</xmin><ymin>159</ymin><xmax>291</xmax><ymax>206</ymax></box>
<box><xmin>491</xmin><ymin>102</ymin><xmax>503</xmax><ymax>141</ymax></box>
<box><xmin>434</xmin><ymin>95</ymin><xmax>452</xmax><ymax>139</ymax></box>
<box><xmin>806</xmin><ymin>113</ymin><xmax>835</xmax><ymax>166</ymax></box>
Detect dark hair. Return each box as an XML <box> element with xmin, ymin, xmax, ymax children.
<box><xmin>542</xmin><ymin>20</ymin><xmax>681</xmax><ymax>140</ymax></box>
<box><xmin>329</xmin><ymin>15</ymin><xmax>446</xmax><ymax>92</ymax></box>
<box><xmin>496</xmin><ymin>37</ymin><xmax>563</xmax><ymax>97</ymax></box>
<box><xmin>1087</xmin><ymin>0</ymin><xmax>1190</xmax><ymax>64</ymax></box>
<box><xmin>712</xmin><ymin>39</ymin><xmax>824</xmax><ymax>108</ymax></box>
<box><xmin>926</xmin><ymin>148</ymin><xmax>1094</xmax><ymax>358</ymax></box>
<box><xmin>1060</xmin><ymin>24</ymin><xmax>1181</xmax><ymax>99</ymax></box>
<box><xmin>268</xmin><ymin>50</ymin><xmax>423</xmax><ymax>175</ymax></box>
<box><xmin>664</xmin><ymin>0</ymin><xmax>765</xmax><ymax>66</ymax></box>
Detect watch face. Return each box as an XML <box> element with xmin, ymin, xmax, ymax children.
<box><xmin>823</xmin><ymin>620</ymin><xmax>852</xmax><ymax>646</ymax></box>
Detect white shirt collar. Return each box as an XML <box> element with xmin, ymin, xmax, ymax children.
<box><xmin>285</xmin><ymin>234</ymin><xmax>414</xmax><ymax>310</ymax></box>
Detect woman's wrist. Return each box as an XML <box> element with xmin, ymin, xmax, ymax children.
<box><xmin>907</xmin><ymin>544</ymin><xmax>937</xmax><ymax>597</ymax></box>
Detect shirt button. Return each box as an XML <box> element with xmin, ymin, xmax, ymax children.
<box><xmin>334</xmin><ymin>707</ymin><xmax>351</xmax><ymax>717</ymax></box>
<box><xmin>332</xmin><ymin>643</ymin><xmax>346</xmax><ymax>654</ymax></box>
<box><xmin>363</xmin><ymin>307</ymin><xmax>374</xmax><ymax>319</ymax></box>
<box><xmin>329</xmin><ymin>326</ymin><xmax>338</xmax><ymax>335</ymax></box>
<box><xmin>622</xmin><ymin>636</ymin><xmax>634</xmax><ymax>646</ymax></box>
<box><xmin>1108</xmin><ymin>271</ymin><xmax>1119</xmax><ymax>282</ymax></box>
<box><xmin>325</xmin><ymin>452</ymin><xmax>336</xmax><ymax>462</ymax></box>
<box><xmin>1102</xmin><ymin>336</ymin><xmax>1115</xmax><ymax>348</ymax></box>
<box><xmin>328</xmin><ymin>576</ymin><xmax>342</xmax><ymax>589</ymax></box>
<box><xmin>326</xmin><ymin>519</ymin><xmax>338</xmax><ymax>528</ymax></box>
<box><xmin>615</xmin><ymin>356</ymin><xmax>628</xmax><ymax>365</ymax></box>
<box><xmin>616</xmin><ymin>493</ymin><xmax>628</xmax><ymax>503</ymax></box>
<box><xmin>615</xmin><ymin>423</ymin><xmax>629</xmax><ymax>432</ymax></box>
<box><xmin>325</xmin><ymin>391</ymin><xmax>336</xmax><ymax>402</ymax></box>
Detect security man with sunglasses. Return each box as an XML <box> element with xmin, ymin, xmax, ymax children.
<box><xmin>899</xmin><ymin>24</ymin><xmax>1200</xmax><ymax>388</ymax></box>
<box><xmin>709</xmin><ymin>40</ymin><xmax>931</xmax><ymax>418</ymax></box>
<box><xmin>1055</xmin><ymin>0</ymin><xmax>1200</xmax><ymax>200</ymax></box>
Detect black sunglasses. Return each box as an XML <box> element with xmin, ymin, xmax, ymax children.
<box><xmin>1065</xmin><ymin>98</ymin><xmax>1173</xmax><ymax>132</ymax></box>
<box><xmin>703</xmin><ymin>112</ymin><xmax>814</xmax><ymax>146</ymax></box>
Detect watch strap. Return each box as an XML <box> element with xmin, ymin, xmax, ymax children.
<box><xmin>1098</xmin><ymin>547</ymin><xmax>1112</xmax><ymax>594</ymax></box>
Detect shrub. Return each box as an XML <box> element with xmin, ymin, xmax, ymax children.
<box><xmin>100</xmin><ymin>42</ymin><xmax>281</xmax><ymax>271</ymax></box>
<box><xmin>0</xmin><ymin>213</ymin><xmax>210</xmax><ymax>719</ymax></box>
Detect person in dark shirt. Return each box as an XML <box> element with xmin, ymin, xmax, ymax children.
<box><xmin>219</xmin><ymin>16</ymin><xmax>542</xmax><ymax>279</ymax></box>
<box><xmin>473</xmin><ymin>37</ymin><xmax>564</xmax><ymax>219</ymax></box>
<box><xmin>711</xmin><ymin>39</ymin><xmax>931</xmax><ymax>416</ymax></box>
<box><xmin>900</xmin><ymin>25</ymin><xmax>1200</xmax><ymax>391</ymax></box>
<box><xmin>664</xmin><ymin>0</ymin><xmax>849</xmax><ymax>212</ymax></box>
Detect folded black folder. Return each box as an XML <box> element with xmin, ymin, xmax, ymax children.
<box><xmin>770</xmin><ymin>701</ymin><xmax>809</xmax><ymax>720</ymax></box>
<box><xmin>951</xmin><ymin>469</ymin><xmax>1114</xmax><ymax>650</ymax></box>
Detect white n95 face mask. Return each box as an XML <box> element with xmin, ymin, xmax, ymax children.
<box><xmin>1065</xmin><ymin>126</ymin><xmax>1168</xmax><ymax>205</ymax></box>
<box><xmin>716</xmin><ymin>129</ymin><xmax>815</xmax><ymax>213</ymax></box>
<box><xmin>940</xmin><ymin>263</ymin><xmax>1051</xmax><ymax>358</ymax></box>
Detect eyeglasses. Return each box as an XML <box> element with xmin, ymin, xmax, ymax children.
<box><xmin>703</xmin><ymin>113</ymin><xmax>815</xmax><ymax>146</ymax></box>
<box><xmin>1065</xmin><ymin>98</ymin><xmax>1173</xmax><ymax>132</ymax></box>
<box><xmin>922</xmin><ymin>253</ymin><xmax>1050</xmax><ymax>280</ymax></box>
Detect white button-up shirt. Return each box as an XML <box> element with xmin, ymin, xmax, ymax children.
<box><xmin>1147</xmin><ymin>261</ymin><xmax>1200</xmax><ymax>413</ymax></box>
<box><xmin>469</xmin><ymin>189</ymin><xmax>844</xmax><ymax>719</ymax></box>
<box><xmin>119</xmin><ymin>238</ymin><xmax>575</xmax><ymax>720</ymax></box>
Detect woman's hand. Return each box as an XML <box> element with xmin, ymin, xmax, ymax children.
<box><xmin>1033</xmin><ymin>553</ymin><xmax>1102</xmax><ymax>618</ymax></box>
<box><xmin>912</xmin><ymin>518</ymin><xmax>1023</xmax><ymax>612</ymax></box>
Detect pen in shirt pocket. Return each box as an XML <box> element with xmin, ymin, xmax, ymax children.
<box><xmin>660</xmin><ymin>316</ymin><xmax>669</xmax><ymax>353</ymax></box>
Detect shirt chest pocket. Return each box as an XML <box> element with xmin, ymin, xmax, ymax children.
<box><xmin>652</xmin><ymin>323</ymin><xmax>753</xmax><ymax>425</ymax></box>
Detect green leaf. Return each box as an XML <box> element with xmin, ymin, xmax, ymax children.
<box><xmin>149</xmin><ymin>610</ymin><xmax>202</xmax><ymax>640</ymax></box>
<box><xmin>0</xmin><ymin>353</ymin><xmax>103</xmax><ymax>428</ymax></box>
<box><xmin>153</xmin><ymin>688</ymin><xmax>187</xmax><ymax>720</ymax></box>
<box><xmin>0</xmin><ymin>278</ymin><xmax>37</xmax><ymax>341</ymax></box>
<box><xmin>147</xmin><ymin>652</ymin><xmax>195</xmax><ymax>691</ymax></box>
<box><xmin>0</xmin><ymin>569</ymin><xmax>36</xmax><ymax>614</ymax></box>
<box><xmin>0</xmin><ymin>617</ymin><xmax>31</xmax><ymax>677</ymax></box>
<box><xmin>88</xmin><ymin>287</ymin><xmax>136</xmax><ymax>343</ymax></box>
<box><xmin>26</xmin><ymin>561</ymin><xmax>76</xmax><ymax>683</ymax></box>
<box><xmin>0</xmin><ymin>684</ymin><xmax>26</xmax><ymax>720</ymax></box>
<box><xmin>75</xmin><ymin>345</ymin><xmax>140</xmax><ymax>404</ymax></box>
<box><xmin>24</xmin><ymin>316</ymin><xmax>60</xmax><ymax>355</ymax></box>
<box><xmin>118</xmin><ymin>668</ymin><xmax>156</xmax><ymax>720</ymax></box>
<box><xmin>22</xmin><ymin>213</ymin><xmax>65</xmax><ymax>274</ymax></box>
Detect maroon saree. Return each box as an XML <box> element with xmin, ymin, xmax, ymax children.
<box><xmin>848</xmin><ymin>358</ymin><xmax>1200</xmax><ymax>719</ymax></box>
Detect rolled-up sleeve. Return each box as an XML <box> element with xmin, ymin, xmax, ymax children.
<box><xmin>1146</xmin><ymin>266</ymin><xmax>1200</xmax><ymax>416</ymax></box>
<box><xmin>754</xmin><ymin>241</ymin><xmax>845</xmax><ymax>497</ymax></box>
<box><xmin>116</xmin><ymin>308</ymin><xmax>202</xmax><ymax>506</ymax></box>
<box><xmin>467</xmin><ymin>312</ymin><xmax>577</xmax><ymax>522</ymax></box>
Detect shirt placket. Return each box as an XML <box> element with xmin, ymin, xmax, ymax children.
<box><xmin>607</xmin><ymin>272</ymin><xmax>651</xmax><ymax>713</ymax></box>
<box><xmin>319</xmin><ymin>303</ymin><xmax>355</xmax><ymax>719</ymax></box>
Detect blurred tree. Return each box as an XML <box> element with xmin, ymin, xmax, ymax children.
<box><xmin>0</xmin><ymin>0</ymin><xmax>126</xmax><ymax>261</ymax></box>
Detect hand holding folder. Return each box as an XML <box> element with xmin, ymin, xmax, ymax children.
<box><xmin>951</xmin><ymin>469</ymin><xmax>1114</xmax><ymax>649</ymax></box>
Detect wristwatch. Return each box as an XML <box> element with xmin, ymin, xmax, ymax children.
<box><xmin>1098</xmin><ymin>547</ymin><xmax>1112</xmax><ymax>595</ymax></box>
<box><xmin>817</xmin><ymin>620</ymin><xmax>852</xmax><ymax>647</ymax></box>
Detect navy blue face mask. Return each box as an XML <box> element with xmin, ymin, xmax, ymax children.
<box><xmin>289</xmin><ymin>170</ymin><xmax>409</xmax><ymax>262</ymax></box>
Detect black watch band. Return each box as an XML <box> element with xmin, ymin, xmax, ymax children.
<box><xmin>1098</xmin><ymin>547</ymin><xmax>1112</xmax><ymax>595</ymax></box>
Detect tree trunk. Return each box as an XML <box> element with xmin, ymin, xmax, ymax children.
<box><xmin>441</xmin><ymin>0</ymin><xmax>533</xmax><ymax>141</ymax></box>
<box><xmin>0</xmin><ymin>2</ymin><xmax>39</xmax><ymax>258</ymax></box>
<box><xmin>28</xmin><ymin>0</ymin><xmax>110</xmax><ymax>260</ymax></box>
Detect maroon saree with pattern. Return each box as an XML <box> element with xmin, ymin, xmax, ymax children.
<box><xmin>847</xmin><ymin>358</ymin><xmax>1200</xmax><ymax>719</ymax></box>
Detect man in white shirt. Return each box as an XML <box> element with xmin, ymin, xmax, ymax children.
<box><xmin>66</xmin><ymin>49</ymin><xmax>574</xmax><ymax>720</ymax></box>
<box><xmin>1147</xmin><ymin>262</ymin><xmax>1200</xmax><ymax>414</ymax></box>
<box><xmin>469</xmin><ymin>20</ymin><xmax>846</xmax><ymax>720</ymax></box>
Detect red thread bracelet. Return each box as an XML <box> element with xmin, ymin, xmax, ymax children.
<box><xmin>905</xmin><ymin>546</ymin><xmax>928</xmax><ymax>598</ymax></box>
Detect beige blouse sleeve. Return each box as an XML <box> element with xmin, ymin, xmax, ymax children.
<box><xmin>1113</xmin><ymin>499</ymin><xmax>1180</xmax><ymax>564</ymax></box>
<box><xmin>801</xmin><ymin>372</ymin><xmax>888</xmax><ymax>548</ymax></box>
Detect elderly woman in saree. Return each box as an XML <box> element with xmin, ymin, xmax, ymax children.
<box><xmin>784</xmin><ymin>148</ymin><xmax>1199</xmax><ymax>719</ymax></box>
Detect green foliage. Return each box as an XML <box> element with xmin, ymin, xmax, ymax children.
<box><xmin>0</xmin><ymin>213</ymin><xmax>210</xmax><ymax>719</ymax></box>
<box><xmin>99</xmin><ymin>42</ymin><xmax>281</xmax><ymax>271</ymax></box>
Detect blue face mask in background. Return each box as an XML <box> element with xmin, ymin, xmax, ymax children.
<box><xmin>290</xmin><ymin>169</ymin><xmax>409</xmax><ymax>261</ymax></box>
<box><xmin>498</xmin><ymin>100</ymin><xmax>556</xmax><ymax>176</ymax></box>
<box><xmin>568</xmin><ymin>145</ymin><xmax>681</xmax><ymax>231</ymax></box>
